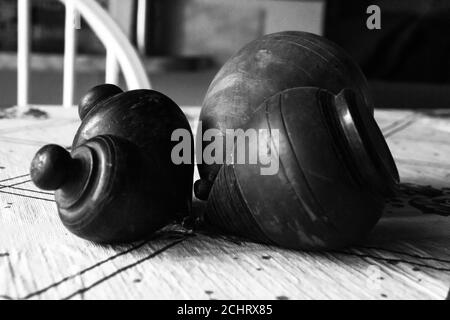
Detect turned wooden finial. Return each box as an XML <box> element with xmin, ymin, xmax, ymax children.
<box><xmin>30</xmin><ymin>87</ymin><xmax>194</xmax><ymax>243</ymax></box>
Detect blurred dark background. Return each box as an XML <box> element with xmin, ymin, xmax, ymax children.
<box><xmin>0</xmin><ymin>0</ymin><xmax>449</xmax><ymax>108</ymax></box>
<box><xmin>326</xmin><ymin>0</ymin><xmax>450</xmax><ymax>84</ymax></box>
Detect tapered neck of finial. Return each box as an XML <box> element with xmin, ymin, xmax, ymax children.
<box><xmin>55</xmin><ymin>145</ymin><xmax>96</xmax><ymax>210</ymax></box>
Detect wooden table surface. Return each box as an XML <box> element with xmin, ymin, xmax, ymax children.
<box><xmin>0</xmin><ymin>106</ymin><xmax>449</xmax><ymax>300</ymax></box>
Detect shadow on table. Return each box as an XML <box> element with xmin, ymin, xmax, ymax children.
<box><xmin>187</xmin><ymin>183</ymin><xmax>450</xmax><ymax>250</ymax></box>
<box><xmin>386</xmin><ymin>183</ymin><xmax>450</xmax><ymax>217</ymax></box>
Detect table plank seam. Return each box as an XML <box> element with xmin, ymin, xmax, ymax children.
<box><xmin>0</xmin><ymin>175</ymin><xmax>53</xmax><ymax>201</ymax></box>
<box><xmin>0</xmin><ymin>180</ymin><xmax>32</xmax><ymax>190</ymax></box>
<box><xmin>0</xmin><ymin>174</ymin><xmax>30</xmax><ymax>184</ymax></box>
<box><xmin>0</xmin><ymin>189</ymin><xmax>56</xmax><ymax>203</ymax></box>
<box><xmin>62</xmin><ymin>237</ymin><xmax>187</xmax><ymax>300</ymax></box>
<box><xmin>1</xmin><ymin>240</ymin><xmax>150</xmax><ymax>300</ymax></box>
<box><xmin>0</xmin><ymin>136</ymin><xmax>55</xmax><ymax>147</ymax></box>
<box><xmin>357</xmin><ymin>246</ymin><xmax>450</xmax><ymax>264</ymax></box>
<box><xmin>335</xmin><ymin>251</ymin><xmax>450</xmax><ymax>272</ymax></box>
<box><xmin>0</xmin><ymin>119</ymin><xmax>79</xmax><ymax>135</ymax></box>
<box><xmin>0</xmin><ymin>185</ymin><xmax>53</xmax><ymax>196</ymax></box>
<box><xmin>0</xmin><ymin>231</ymin><xmax>192</xmax><ymax>300</ymax></box>
<box><xmin>380</xmin><ymin>113</ymin><xmax>417</xmax><ymax>133</ymax></box>
<box><xmin>384</xmin><ymin>117</ymin><xmax>418</xmax><ymax>138</ymax></box>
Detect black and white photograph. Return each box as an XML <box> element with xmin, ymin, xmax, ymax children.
<box><xmin>0</xmin><ymin>0</ymin><xmax>449</xmax><ymax>304</ymax></box>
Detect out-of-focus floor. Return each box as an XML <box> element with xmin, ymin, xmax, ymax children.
<box><xmin>0</xmin><ymin>69</ymin><xmax>218</xmax><ymax>109</ymax></box>
<box><xmin>2</xmin><ymin>65</ymin><xmax>450</xmax><ymax>109</ymax></box>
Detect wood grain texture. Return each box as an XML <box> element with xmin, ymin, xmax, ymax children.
<box><xmin>0</xmin><ymin>106</ymin><xmax>449</xmax><ymax>300</ymax></box>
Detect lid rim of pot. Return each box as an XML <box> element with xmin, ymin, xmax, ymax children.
<box><xmin>331</xmin><ymin>89</ymin><xmax>399</xmax><ymax>196</ymax></box>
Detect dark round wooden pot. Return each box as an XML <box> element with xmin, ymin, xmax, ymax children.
<box><xmin>204</xmin><ymin>87</ymin><xmax>398</xmax><ymax>250</ymax></box>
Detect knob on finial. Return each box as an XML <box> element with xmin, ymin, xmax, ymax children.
<box><xmin>30</xmin><ymin>145</ymin><xmax>72</xmax><ymax>191</ymax></box>
<box><xmin>78</xmin><ymin>84</ymin><xmax>123</xmax><ymax>120</ymax></box>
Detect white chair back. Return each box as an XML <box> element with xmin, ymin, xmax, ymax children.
<box><xmin>17</xmin><ymin>0</ymin><xmax>151</xmax><ymax>109</ymax></box>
